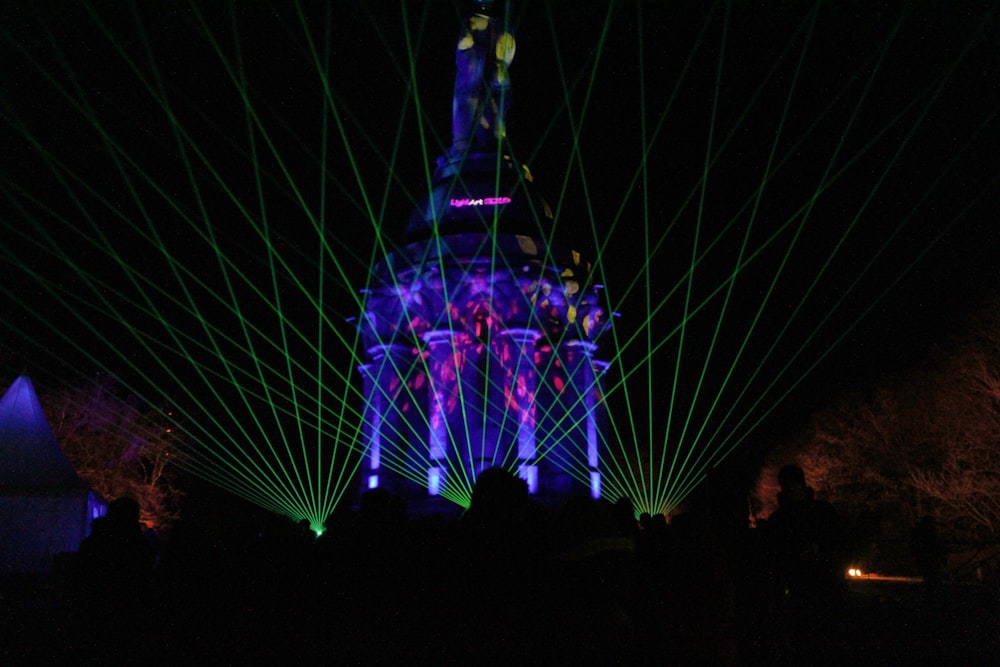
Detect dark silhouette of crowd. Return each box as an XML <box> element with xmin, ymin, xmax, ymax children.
<box><xmin>63</xmin><ymin>497</ymin><xmax>157</xmax><ymax>663</ymax></box>
<box><xmin>754</xmin><ymin>464</ymin><xmax>848</xmax><ymax>665</ymax></box>
<box><xmin>5</xmin><ymin>465</ymin><xmax>992</xmax><ymax>665</ymax></box>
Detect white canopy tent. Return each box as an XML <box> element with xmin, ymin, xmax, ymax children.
<box><xmin>0</xmin><ymin>376</ymin><xmax>104</xmax><ymax>574</ymax></box>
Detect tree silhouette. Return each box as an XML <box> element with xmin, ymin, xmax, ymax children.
<box><xmin>906</xmin><ymin>317</ymin><xmax>1000</xmax><ymax>538</ymax></box>
<box><xmin>43</xmin><ymin>375</ymin><xmax>184</xmax><ymax>531</ymax></box>
<box><xmin>755</xmin><ymin>293</ymin><xmax>1000</xmax><ymax>546</ymax></box>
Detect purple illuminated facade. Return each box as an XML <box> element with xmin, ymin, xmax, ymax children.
<box><xmin>356</xmin><ymin>6</ymin><xmax>611</xmax><ymax>511</ymax></box>
<box><xmin>358</xmin><ymin>157</ymin><xmax>610</xmax><ymax>510</ymax></box>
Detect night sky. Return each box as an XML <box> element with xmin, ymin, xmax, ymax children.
<box><xmin>2</xmin><ymin>1</ymin><xmax>999</xmax><ymax>476</ymax></box>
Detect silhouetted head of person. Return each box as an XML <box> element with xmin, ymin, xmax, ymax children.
<box><xmin>778</xmin><ymin>464</ymin><xmax>806</xmax><ymax>489</ymax></box>
<box><xmin>777</xmin><ymin>464</ymin><xmax>812</xmax><ymax>506</ymax></box>
<box><xmin>107</xmin><ymin>497</ymin><xmax>141</xmax><ymax>526</ymax></box>
<box><xmin>466</xmin><ymin>467</ymin><xmax>528</xmax><ymax>527</ymax></box>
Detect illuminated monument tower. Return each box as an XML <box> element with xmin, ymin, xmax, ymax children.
<box><xmin>358</xmin><ymin>2</ymin><xmax>610</xmax><ymax>513</ymax></box>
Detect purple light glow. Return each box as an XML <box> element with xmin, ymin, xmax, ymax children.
<box><xmin>518</xmin><ymin>464</ymin><xmax>538</xmax><ymax>494</ymax></box>
<box><xmin>428</xmin><ymin>466</ymin><xmax>443</xmax><ymax>496</ymax></box>
<box><xmin>590</xmin><ymin>471</ymin><xmax>602</xmax><ymax>500</ymax></box>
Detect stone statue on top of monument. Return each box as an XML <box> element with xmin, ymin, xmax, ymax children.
<box><xmin>451</xmin><ymin>0</ymin><xmax>516</xmax><ymax>156</ymax></box>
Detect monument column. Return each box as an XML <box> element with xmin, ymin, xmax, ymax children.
<box><xmin>591</xmin><ymin>358</ymin><xmax>610</xmax><ymax>499</ymax></box>
<box><xmin>423</xmin><ymin>329</ymin><xmax>461</xmax><ymax>495</ymax></box>
<box><xmin>359</xmin><ymin>361</ymin><xmax>377</xmax><ymax>492</ymax></box>
<box><xmin>500</xmin><ymin>327</ymin><xmax>541</xmax><ymax>492</ymax></box>
<box><xmin>361</xmin><ymin>343</ymin><xmax>410</xmax><ymax>491</ymax></box>
<box><xmin>564</xmin><ymin>339</ymin><xmax>603</xmax><ymax>498</ymax></box>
